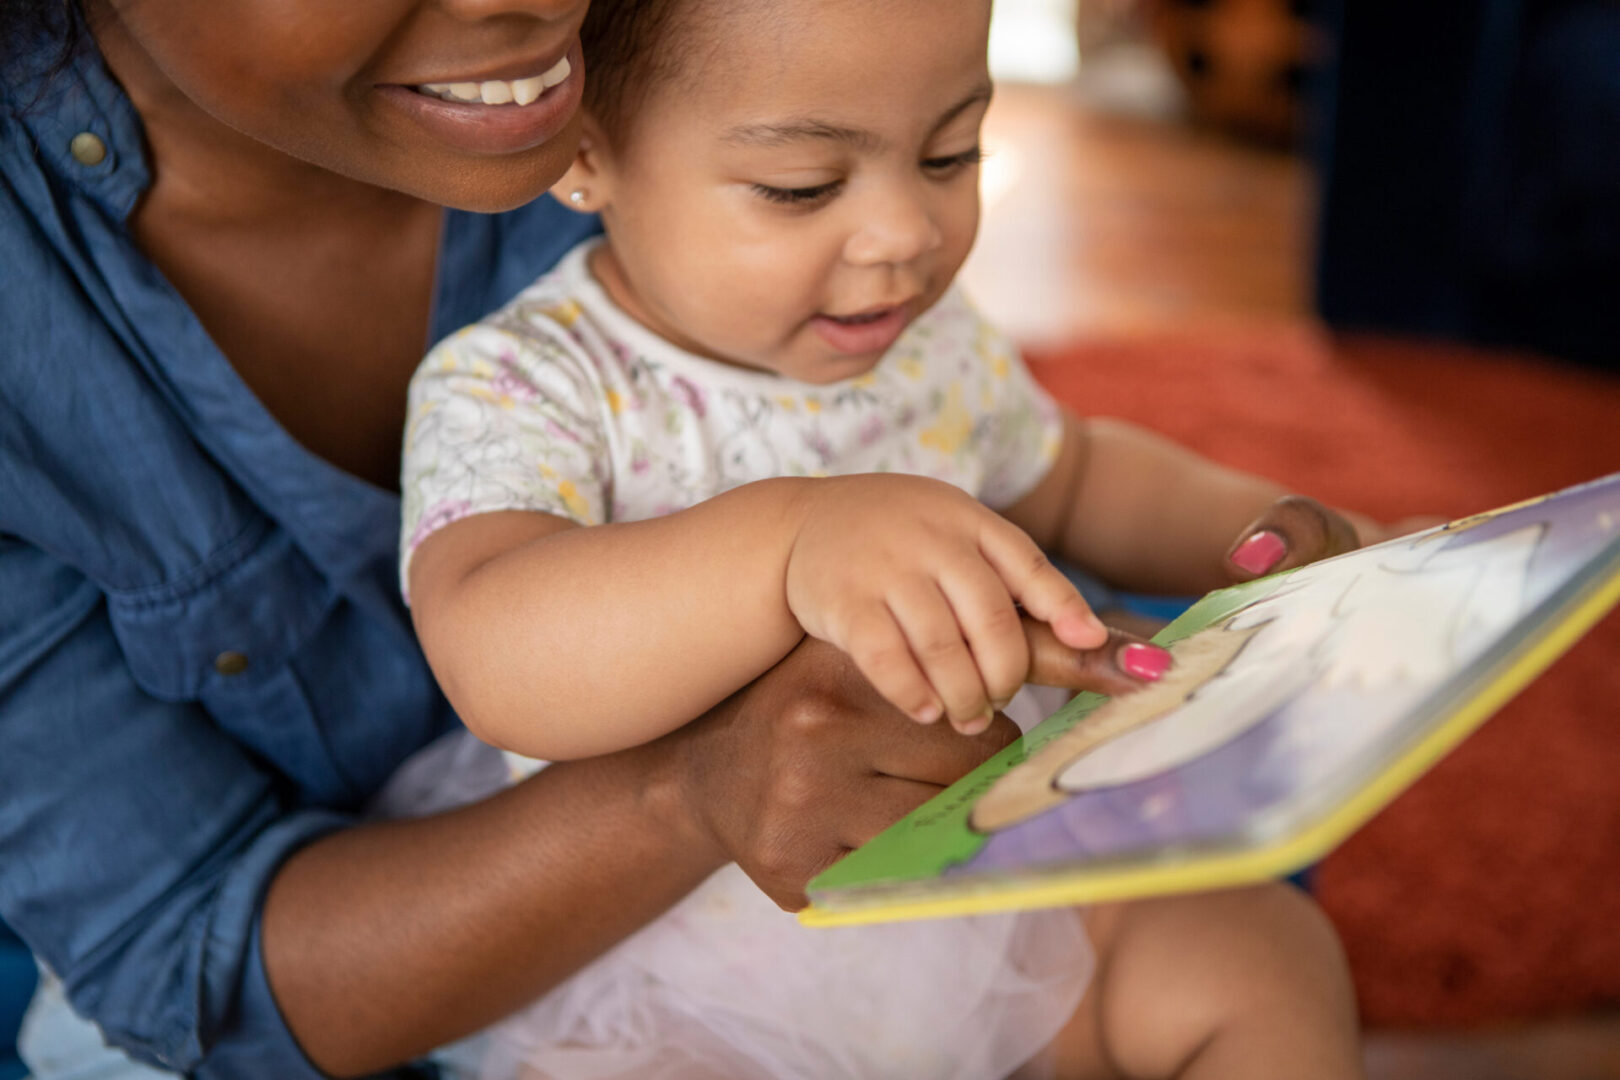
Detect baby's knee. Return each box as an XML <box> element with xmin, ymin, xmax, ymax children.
<box><xmin>1124</xmin><ymin>882</ymin><xmax>1351</xmax><ymax>998</ymax></box>
<box><xmin>1087</xmin><ymin>885</ymin><xmax>1358</xmax><ymax>1075</ymax></box>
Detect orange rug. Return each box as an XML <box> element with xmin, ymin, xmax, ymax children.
<box><xmin>1029</xmin><ymin>326</ymin><xmax>1620</xmax><ymax>1029</ymax></box>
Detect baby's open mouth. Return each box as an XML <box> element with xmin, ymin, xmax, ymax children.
<box><xmin>414</xmin><ymin>55</ymin><xmax>572</xmax><ymax>106</ymax></box>
<box><xmin>823</xmin><ymin>307</ymin><xmax>899</xmax><ymax>326</ymax></box>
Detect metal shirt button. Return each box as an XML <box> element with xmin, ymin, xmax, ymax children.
<box><xmin>213</xmin><ymin>651</ymin><xmax>249</xmax><ymax>677</ymax></box>
<box><xmin>69</xmin><ymin>132</ymin><xmax>107</xmax><ymax>166</ymax></box>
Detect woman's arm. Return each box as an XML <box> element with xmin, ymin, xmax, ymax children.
<box><xmin>266</xmin><ymin>630</ymin><xmax>1154</xmax><ymax>1076</ymax></box>
<box><xmin>262</xmin><ymin>730</ymin><xmax>722</xmax><ymax>1075</ymax></box>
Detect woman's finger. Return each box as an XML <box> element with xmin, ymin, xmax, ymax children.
<box><xmin>1022</xmin><ymin>618</ymin><xmax>1171</xmax><ymax>697</ymax></box>
<box><xmin>1227</xmin><ymin>495</ymin><xmax>1361</xmax><ymax>580</ymax></box>
<box><xmin>836</xmin><ymin>775</ymin><xmax>966</xmax><ymax>850</ymax></box>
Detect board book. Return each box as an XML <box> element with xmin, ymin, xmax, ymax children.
<box><xmin>801</xmin><ymin>472</ymin><xmax>1620</xmax><ymax>927</ymax></box>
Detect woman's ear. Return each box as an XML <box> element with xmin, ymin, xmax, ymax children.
<box><xmin>550</xmin><ymin>114</ymin><xmax>613</xmax><ymax>213</ymax></box>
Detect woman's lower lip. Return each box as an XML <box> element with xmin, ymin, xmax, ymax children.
<box><xmin>810</xmin><ymin>307</ymin><xmax>911</xmax><ymax>355</ymax></box>
<box><xmin>376</xmin><ymin>46</ymin><xmax>583</xmax><ymax>156</ymax></box>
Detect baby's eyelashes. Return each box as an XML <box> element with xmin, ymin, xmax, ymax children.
<box><xmin>751</xmin><ymin>180</ymin><xmax>841</xmax><ymax>208</ymax></box>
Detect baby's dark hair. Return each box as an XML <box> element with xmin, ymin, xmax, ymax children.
<box><xmin>578</xmin><ymin>0</ymin><xmax>714</xmax><ymax>141</ymax></box>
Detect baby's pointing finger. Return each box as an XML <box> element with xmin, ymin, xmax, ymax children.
<box><xmin>977</xmin><ymin>529</ymin><xmax>1108</xmax><ymax>650</ymax></box>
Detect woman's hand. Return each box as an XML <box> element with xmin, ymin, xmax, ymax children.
<box><xmin>1224</xmin><ymin>495</ymin><xmax>1366</xmax><ymax>580</ymax></box>
<box><xmin>662</xmin><ymin>627</ymin><xmax>1168</xmax><ymax>910</ymax></box>
<box><xmin>784</xmin><ymin>474</ymin><xmax>1108</xmax><ymax>735</ymax></box>
<box><xmin>1225</xmin><ymin>495</ymin><xmax>1450</xmax><ymax>581</ymax></box>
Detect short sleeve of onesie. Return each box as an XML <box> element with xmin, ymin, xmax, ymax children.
<box><xmin>399</xmin><ymin>294</ymin><xmax>611</xmax><ymax>598</ymax></box>
<box><xmin>951</xmin><ymin>293</ymin><xmax>1066</xmax><ymax>510</ymax></box>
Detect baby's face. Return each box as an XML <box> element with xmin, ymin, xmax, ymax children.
<box><xmin>588</xmin><ymin>0</ymin><xmax>993</xmax><ymax>384</ymax></box>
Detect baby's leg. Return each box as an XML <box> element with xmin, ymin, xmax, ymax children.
<box><xmin>1028</xmin><ymin>883</ymin><xmax>1364</xmax><ymax>1079</ymax></box>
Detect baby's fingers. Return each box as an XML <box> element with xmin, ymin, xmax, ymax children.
<box><xmin>886</xmin><ymin>582</ymin><xmax>995</xmax><ymax>735</ymax></box>
<box><xmin>979</xmin><ymin>526</ymin><xmax>1107</xmax><ymax>650</ymax></box>
<box><xmin>937</xmin><ymin>561</ymin><xmax>1032</xmax><ymax>715</ymax></box>
<box><xmin>842</xmin><ymin>609</ymin><xmax>944</xmax><ymax>726</ymax></box>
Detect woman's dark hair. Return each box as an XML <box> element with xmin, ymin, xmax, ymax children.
<box><xmin>1</xmin><ymin>0</ymin><xmax>89</xmax><ymax>76</ymax></box>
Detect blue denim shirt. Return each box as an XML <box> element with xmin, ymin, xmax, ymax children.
<box><xmin>0</xmin><ymin>39</ymin><xmax>598</xmax><ymax>1077</ymax></box>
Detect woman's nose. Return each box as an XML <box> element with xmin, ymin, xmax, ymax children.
<box><xmin>842</xmin><ymin>187</ymin><xmax>945</xmax><ymax>268</ymax></box>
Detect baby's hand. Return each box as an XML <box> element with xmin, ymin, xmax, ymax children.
<box><xmin>1224</xmin><ymin>495</ymin><xmax>1364</xmax><ymax>580</ymax></box>
<box><xmin>784</xmin><ymin>475</ymin><xmax>1108</xmax><ymax>734</ymax></box>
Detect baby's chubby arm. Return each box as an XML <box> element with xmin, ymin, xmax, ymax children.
<box><xmin>409</xmin><ymin>475</ymin><xmax>1107</xmax><ymax>760</ymax></box>
<box><xmin>1003</xmin><ymin>411</ymin><xmax>1395</xmax><ymax>595</ymax></box>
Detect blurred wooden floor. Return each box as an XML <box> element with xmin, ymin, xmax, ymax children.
<box><xmin>965</xmin><ymin>80</ymin><xmax>1620</xmax><ymax>1080</ymax></box>
<box><xmin>962</xmin><ymin>81</ymin><xmax>1311</xmax><ymax>343</ymax></box>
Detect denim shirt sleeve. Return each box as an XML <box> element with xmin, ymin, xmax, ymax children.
<box><xmin>0</xmin><ymin>537</ymin><xmax>347</xmax><ymax>1077</ymax></box>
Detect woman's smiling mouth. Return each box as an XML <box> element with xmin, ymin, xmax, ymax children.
<box><xmin>379</xmin><ymin>43</ymin><xmax>584</xmax><ymax>156</ymax></box>
<box><xmin>415</xmin><ymin>55</ymin><xmax>573</xmax><ymax>106</ymax></box>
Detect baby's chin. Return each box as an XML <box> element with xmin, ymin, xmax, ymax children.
<box><xmin>694</xmin><ymin>341</ymin><xmax>888</xmax><ymax>385</ymax></box>
<box><xmin>781</xmin><ymin>352</ymin><xmax>889</xmax><ymax>386</ymax></box>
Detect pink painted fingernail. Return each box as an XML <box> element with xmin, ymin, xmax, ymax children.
<box><xmin>1231</xmin><ymin>530</ymin><xmax>1287</xmax><ymax>575</ymax></box>
<box><xmin>1121</xmin><ymin>643</ymin><xmax>1172</xmax><ymax>682</ymax></box>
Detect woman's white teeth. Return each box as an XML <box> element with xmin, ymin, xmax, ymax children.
<box><xmin>419</xmin><ymin>55</ymin><xmax>571</xmax><ymax>106</ymax></box>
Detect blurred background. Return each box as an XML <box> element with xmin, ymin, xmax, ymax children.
<box><xmin>970</xmin><ymin>1</ymin><xmax>1620</xmax><ymax>1077</ymax></box>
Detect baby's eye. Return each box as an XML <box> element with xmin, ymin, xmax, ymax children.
<box><xmin>751</xmin><ymin>180</ymin><xmax>842</xmax><ymax>207</ymax></box>
<box><xmin>922</xmin><ymin>147</ymin><xmax>984</xmax><ymax>176</ymax></box>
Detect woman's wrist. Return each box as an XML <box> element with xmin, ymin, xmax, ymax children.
<box><xmin>614</xmin><ymin>729</ymin><xmax>732</xmax><ymax>879</ymax></box>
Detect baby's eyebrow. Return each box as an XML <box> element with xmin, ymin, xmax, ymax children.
<box><xmin>722</xmin><ymin>119</ymin><xmax>883</xmax><ymax>152</ymax></box>
<box><xmin>722</xmin><ymin>84</ymin><xmax>993</xmax><ymax>152</ymax></box>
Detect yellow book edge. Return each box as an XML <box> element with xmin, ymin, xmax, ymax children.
<box><xmin>800</xmin><ymin>563</ymin><xmax>1620</xmax><ymax>928</ymax></box>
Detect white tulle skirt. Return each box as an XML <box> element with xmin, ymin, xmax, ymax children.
<box><xmin>371</xmin><ymin>688</ymin><xmax>1092</xmax><ymax>1080</ymax></box>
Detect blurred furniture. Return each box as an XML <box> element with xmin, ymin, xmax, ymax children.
<box><xmin>1313</xmin><ymin>0</ymin><xmax>1620</xmax><ymax>367</ymax></box>
<box><xmin>1146</xmin><ymin>0</ymin><xmax>1316</xmax><ymax>145</ymax></box>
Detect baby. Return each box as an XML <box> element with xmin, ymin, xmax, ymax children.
<box><xmin>398</xmin><ymin>0</ymin><xmax>1376</xmax><ymax>1076</ymax></box>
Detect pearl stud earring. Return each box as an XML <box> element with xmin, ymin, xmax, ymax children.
<box><xmin>568</xmin><ymin>189</ymin><xmax>587</xmax><ymax>206</ymax></box>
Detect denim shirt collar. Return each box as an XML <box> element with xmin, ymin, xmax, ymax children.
<box><xmin>4</xmin><ymin>36</ymin><xmax>150</xmax><ymax>225</ymax></box>
<box><xmin>3</xmin><ymin>35</ymin><xmax>408</xmax><ymax>583</ymax></box>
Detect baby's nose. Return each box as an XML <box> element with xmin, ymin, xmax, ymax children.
<box><xmin>843</xmin><ymin>192</ymin><xmax>944</xmax><ymax>267</ymax></box>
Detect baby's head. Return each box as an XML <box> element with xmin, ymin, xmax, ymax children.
<box><xmin>558</xmin><ymin>0</ymin><xmax>994</xmax><ymax>384</ymax></box>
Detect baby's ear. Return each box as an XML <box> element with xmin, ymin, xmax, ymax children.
<box><xmin>549</xmin><ymin>114</ymin><xmax>613</xmax><ymax>213</ymax></box>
